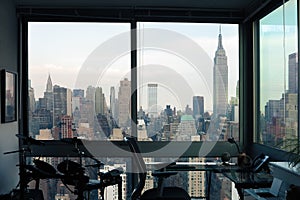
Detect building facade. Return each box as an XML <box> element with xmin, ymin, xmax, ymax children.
<box><xmin>213</xmin><ymin>27</ymin><xmax>228</xmax><ymax>117</ymax></box>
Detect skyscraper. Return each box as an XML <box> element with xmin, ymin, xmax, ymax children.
<box><xmin>46</xmin><ymin>74</ymin><xmax>52</xmax><ymax>93</ymax></box>
<box><xmin>110</xmin><ymin>86</ymin><xmax>117</xmax><ymax>120</ymax></box>
<box><xmin>80</xmin><ymin>98</ymin><xmax>95</xmax><ymax>128</ymax></box>
<box><xmin>193</xmin><ymin>96</ymin><xmax>204</xmax><ymax>119</ymax></box>
<box><xmin>213</xmin><ymin>26</ymin><xmax>228</xmax><ymax>117</ymax></box>
<box><xmin>53</xmin><ymin>85</ymin><xmax>68</xmax><ymax>125</ymax></box>
<box><xmin>188</xmin><ymin>136</ymin><xmax>206</xmax><ymax>198</ymax></box>
<box><xmin>72</xmin><ymin>89</ymin><xmax>84</xmax><ymax>113</ymax></box>
<box><xmin>147</xmin><ymin>83</ymin><xmax>158</xmax><ymax>117</ymax></box>
<box><xmin>86</xmin><ymin>85</ymin><xmax>96</xmax><ymax>102</ymax></box>
<box><xmin>66</xmin><ymin>88</ymin><xmax>72</xmax><ymax>116</ymax></box>
<box><xmin>44</xmin><ymin>74</ymin><xmax>54</xmax><ymax>112</ymax></box>
<box><xmin>28</xmin><ymin>79</ymin><xmax>35</xmax><ymax>114</ymax></box>
<box><xmin>95</xmin><ymin>87</ymin><xmax>106</xmax><ymax>115</ymax></box>
<box><xmin>72</xmin><ymin>96</ymin><xmax>81</xmax><ymax>113</ymax></box>
<box><xmin>83</xmin><ymin>86</ymin><xmax>96</xmax><ymax>129</ymax></box>
<box><xmin>288</xmin><ymin>52</ymin><xmax>298</xmax><ymax>93</ymax></box>
<box><xmin>61</xmin><ymin>115</ymin><xmax>73</xmax><ymax>138</ymax></box>
<box><xmin>118</xmin><ymin>78</ymin><xmax>131</xmax><ymax>127</ymax></box>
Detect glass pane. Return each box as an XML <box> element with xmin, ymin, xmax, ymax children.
<box><xmin>26</xmin><ymin>156</ymin><xmax>239</xmax><ymax>200</ymax></box>
<box><xmin>28</xmin><ymin>22</ymin><xmax>130</xmax><ymax>140</ymax></box>
<box><xmin>258</xmin><ymin>0</ymin><xmax>298</xmax><ymax>148</ymax></box>
<box><xmin>136</xmin><ymin>23</ymin><xmax>239</xmax><ymax>142</ymax></box>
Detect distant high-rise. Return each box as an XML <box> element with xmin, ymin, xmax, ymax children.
<box><xmin>61</xmin><ymin>115</ymin><xmax>73</xmax><ymax>138</ymax></box>
<box><xmin>193</xmin><ymin>96</ymin><xmax>204</xmax><ymax>119</ymax></box>
<box><xmin>148</xmin><ymin>83</ymin><xmax>158</xmax><ymax>117</ymax></box>
<box><xmin>95</xmin><ymin>87</ymin><xmax>106</xmax><ymax>115</ymax></box>
<box><xmin>44</xmin><ymin>74</ymin><xmax>54</xmax><ymax>112</ymax></box>
<box><xmin>66</xmin><ymin>89</ymin><xmax>72</xmax><ymax>116</ymax></box>
<box><xmin>72</xmin><ymin>96</ymin><xmax>81</xmax><ymax>113</ymax></box>
<box><xmin>80</xmin><ymin>99</ymin><xmax>95</xmax><ymax>128</ymax></box>
<box><xmin>213</xmin><ymin>26</ymin><xmax>228</xmax><ymax>117</ymax></box>
<box><xmin>265</xmin><ymin>99</ymin><xmax>281</xmax><ymax>122</ymax></box>
<box><xmin>288</xmin><ymin>52</ymin><xmax>298</xmax><ymax>93</ymax></box>
<box><xmin>72</xmin><ymin>89</ymin><xmax>84</xmax><ymax>113</ymax></box>
<box><xmin>118</xmin><ymin>78</ymin><xmax>131</xmax><ymax>127</ymax></box>
<box><xmin>28</xmin><ymin>79</ymin><xmax>35</xmax><ymax>113</ymax></box>
<box><xmin>46</xmin><ymin>74</ymin><xmax>53</xmax><ymax>93</ymax></box>
<box><xmin>86</xmin><ymin>86</ymin><xmax>96</xmax><ymax>102</ymax></box>
<box><xmin>110</xmin><ymin>87</ymin><xmax>117</xmax><ymax>120</ymax></box>
<box><xmin>53</xmin><ymin>85</ymin><xmax>68</xmax><ymax>125</ymax></box>
<box><xmin>188</xmin><ymin>136</ymin><xmax>206</xmax><ymax>197</ymax></box>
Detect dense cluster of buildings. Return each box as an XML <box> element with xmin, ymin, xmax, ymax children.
<box><xmin>28</xmin><ymin>29</ymin><xmax>240</xmax><ymax>200</ymax></box>
<box><xmin>260</xmin><ymin>52</ymin><xmax>298</xmax><ymax>147</ymax></box>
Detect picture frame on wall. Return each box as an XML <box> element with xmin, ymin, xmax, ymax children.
<box><xmin>1</xmin><ymin>69</ymin><xmax>17</xmax><ymax>123</ymax></box>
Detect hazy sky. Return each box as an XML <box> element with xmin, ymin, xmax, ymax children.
<box><xmin>28</xmin><ymin>22</ymin><xmax>239</xmax><ymax>112</ymax></box>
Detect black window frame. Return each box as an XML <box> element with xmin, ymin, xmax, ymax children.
<box><xmin>246</xmin><ymin>0</ymin><xmax>300</xmax><ymax>161</ymax></box>
<box><xmin>19</xmin><ymin>8</ymin><xmax>244</xmax><ymax>159</ymax></box>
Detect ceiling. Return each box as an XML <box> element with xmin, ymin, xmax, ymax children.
<box><xmin>15</xmin><ymin>0</ymin><xmax>259</xmax><ymax>11</ymax></box>
<box><xmin>14</xmin><ymin>0</ymin><xmax>277</xmax><ymax>23</ymax></box>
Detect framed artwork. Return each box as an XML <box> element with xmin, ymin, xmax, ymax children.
<box><xmin>1</xmin><ymin>70</ymin><xmax>17</xmax><ymax>123</ymax></box>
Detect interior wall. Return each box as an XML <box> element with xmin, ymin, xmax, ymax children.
<box><xmin>0</xmin><ymin>0</ymin><xmax>19</xmax><ymax>194</ymax></box>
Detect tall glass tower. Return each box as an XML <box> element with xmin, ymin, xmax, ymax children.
<box><xmin>288</xmin><ymin>52</ymin><xmax>298</xmax><ymax>93</ymax></box>
<box><xmin>147</xmin><ymin>83</ymin><xmax>158</xmax><ymax>117</ymax></box>
<box><xmin>193</xmin><ymin>96</ymin><xmax>204</xmax><ymax>119</ymax></box>
<box><xmin>213</xmin><ymin>26</ymin><xmax>228</xmax><ymax>117</ymax></box>
<box><xmin>118</xmin><ymin>78</ymin><xmax>131</xmax><ymax>127</ymax></box>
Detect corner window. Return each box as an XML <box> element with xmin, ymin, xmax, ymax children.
<box><xmin>258</xmin><ymin>0</ymin><xmax>298</xmax><ymax>148</ymax></box>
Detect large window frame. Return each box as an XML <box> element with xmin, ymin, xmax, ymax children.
<box><xmin>250</xmin><ymin>0</ymin><xmax>300</xmax><ymax>160</ymax></box>
<box><xmin>17</xmin><ymin>2</ymin><xmax>299</xmax><ymax>198</ymax></box>
<box><xmin>19</xmin><ymin>11</ymin><xmax>243</xmax><ymax>159</ymax></box>
<box><xmin>19</xmin><ymin>1</ymin><xmax>299</xmax><ymax>161</ymax></box>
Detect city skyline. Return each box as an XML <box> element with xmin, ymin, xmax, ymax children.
<box><xmin>28</xmin><ymin>24</ymin><xmax>241</xmax><ymax>200</ymax></box>
<box><xmin>28</xmin><ymin>22</ymin><xmax>239</xmax><ymax>112</ymax></box>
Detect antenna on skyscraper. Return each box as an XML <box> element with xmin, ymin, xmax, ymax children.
<box><xmin>217</xmin><ymin>24</ymin><xmax>223</xmax><ymax>49</ymax></box>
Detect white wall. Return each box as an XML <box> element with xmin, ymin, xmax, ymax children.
<box><xmin>0</xmin><ymin>0</ymin><xmax>19</xmax><ymax>194</ymax></box>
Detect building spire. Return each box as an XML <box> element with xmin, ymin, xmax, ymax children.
<box><xmin>46</xmin><ymin>73</ymin><xmax>53</xmax><ymax>92</ymax></box>
<box><xmin>218</xmin><ymin>25</ymin><xmax>223</xmax><ymax>49</ymax></box>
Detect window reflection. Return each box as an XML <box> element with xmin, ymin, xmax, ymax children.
<box><xmin>258</xmin><ymin>0</ymin><xmax>298</xmax><ymax>148</ymax></box>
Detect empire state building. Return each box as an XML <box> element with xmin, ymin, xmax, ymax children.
<box><xmin>213</xmin><ymin>27</ymin><xmax>228</xmax><ymax>117</ymax></box>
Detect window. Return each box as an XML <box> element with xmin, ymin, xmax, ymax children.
<box><xmin>27</xmin><ymin>21</ymin><xmax>240</xmax><ymax>200</ymax></box>
<box><xmin>28</xmin><ymin>22</ymin><xmax>240</xmax><ymax>143</ymax></box>
<box><xmin>28</xmin><ymin>22</ymin><xmax>130</xmax><ymax>140</ymax></box>
<box><xmin>258</xmin><ymin>0</ymin><xmax>298</xmax><ymax>148</ymax></box>
<box><xmin>136</xmin><ymin>22</ymin><xmax>239</xmax><ymax>142</ymax></box>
